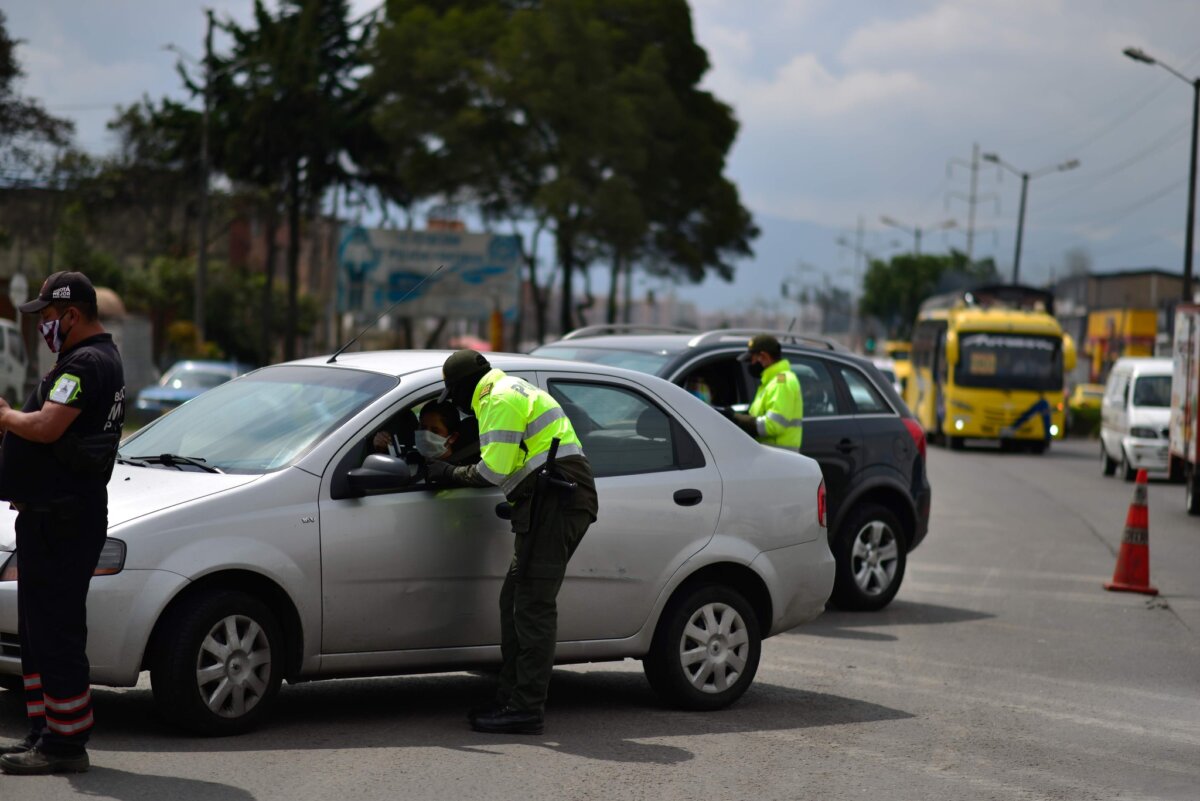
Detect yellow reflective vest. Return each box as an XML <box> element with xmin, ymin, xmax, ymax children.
<box><xmin>748</xmin><ymin>359</ymin><xmax>804</xmax><ymax>449</ymax></box>
<box><xmin>471</xmin><ymin>368</ymin><xmax>584</xmax><ymax>495</ymax></box>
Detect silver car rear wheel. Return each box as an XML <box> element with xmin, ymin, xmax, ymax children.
<box><xmin>644</xmin><ymin>583</ymin><xmax>761</xmax><ymax>710</ymax></box>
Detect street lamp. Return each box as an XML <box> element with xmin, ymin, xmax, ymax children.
<box><xmin>879</xmin><ymin>216</ymin><xmax>956</xmax><ymax>256</ymax></box>
<box><xmin>1124</xmin><ymin>45</ymin><xmax>1200</xmax><ymax>302</ymax></box>
<box><xmin>980</xmin><ymin>152</ymin><xmax>1079</xmax><ymax>285</ymax></box>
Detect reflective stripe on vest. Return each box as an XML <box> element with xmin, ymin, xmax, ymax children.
<box><xmin>470</xmin><ymin>369</ymin><xmax>583</xmax><ymax>494</ymax></box>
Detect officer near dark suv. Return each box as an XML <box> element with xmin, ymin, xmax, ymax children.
<box><xmin>730</xmin><ymin>334</ymin><xmax>804</xmax><ymax>451</ymax></box>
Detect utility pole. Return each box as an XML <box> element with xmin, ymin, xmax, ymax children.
<box><xmin>195</xmin><ymin>8</ymin><xmax>214</xmax><ymax>345</ymax></box>
<box><xmin>947</xmin><ymin>143</ymin><xmax>994</xmax><ymax>261</ymax></box>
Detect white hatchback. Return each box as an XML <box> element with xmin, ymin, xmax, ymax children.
<box><xmin>0</xmin><ymin>351</ymin><xmax>833</xmax><ymax>734</ymax></box>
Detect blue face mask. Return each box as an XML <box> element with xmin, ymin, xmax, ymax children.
<box><xmin>689</xmin><ymin>388</ymin><xmax>712</xmax><ymax>404</ymax></box>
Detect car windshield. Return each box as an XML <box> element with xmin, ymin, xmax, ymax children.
<box><xmin>533</xmin><ymin>345</ymin><xmax>671</xmax><ymax>375</ymax></box>
<box><xmin>160</xmin><ymin>367</ymin><xmax>235</xmax><ymax>391</ymax></box>
<box><xmin>122</xmin><ymin>365</ymin><xmax>397</xmax><ymax>473</ymax></box>
<box><xmin>955</xmin><ymin>332</ymin><xmax>1062</xmax><ymax>391</ymax></box>
<box><xmin>1132</xmin><ymin>375</ymin><xmax>1171</xmax><ymax>407</ymax></box>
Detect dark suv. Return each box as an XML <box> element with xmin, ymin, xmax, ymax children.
<box><xmin>533</xmin><ymin>326</ymin><xmax>931</xmax><ymax>611</ymax></box>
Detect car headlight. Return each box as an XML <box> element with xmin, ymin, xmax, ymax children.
<box><xmin>0</xmin><ymin>538</ymin><xmax>125</xmax><ymax>582</ymax></box>
<box><xmin>1130</xmin><ymin>427</ymin><xmax>1159</xmax><ymax>439</ymax></box>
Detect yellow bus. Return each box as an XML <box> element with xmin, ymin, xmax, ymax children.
<box><xmin>906</xmin><ymin>285</ymin><xmax>1076</xmax><ymax>453</ymax></box>
<box><xmin>883</xmin><ymin>340</ymin><xmax>913</xmax><ymax>397</ymax></box>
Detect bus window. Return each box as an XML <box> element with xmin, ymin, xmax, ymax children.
<box><xmin>955</xmin><ymin>333</ymin><xmax>1062</xmax><ymax>392</ymax></box>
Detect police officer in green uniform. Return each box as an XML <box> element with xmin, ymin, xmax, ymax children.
<box><xmin>731</xmin><ymin>334</ymin><xmax>804</xmax><ymax>451</ymax></box>
<box><xmin>426</xmin><ymin>350</ymin><xmax>598</xmax><ymax>735</ymax></box>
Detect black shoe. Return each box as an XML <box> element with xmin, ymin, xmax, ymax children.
<box><xmin>466</xmin><ymin>700</ymin><xmax>508</xmax><ymax>723</ymax></box>
<box><xmin>470</xmin><ymin>705</ymin><xmax>544</xmax><ymax>735</ymax></box>
<box><xmin>0</xmin><ymin>733</ymin><xmax>39</xmax><ymax>756</ymax></box>
<box><xmin>0</xmin><ymin>748</ymin><xmax>89</xmax><ymax>775</ymax></box>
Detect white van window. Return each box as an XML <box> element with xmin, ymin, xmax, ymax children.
<box><xmin>1132</xmin><ymin>375</ymin><xmax>1170</xmax><ymax>407</ymax></box>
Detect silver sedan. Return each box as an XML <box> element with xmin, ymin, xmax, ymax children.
<box><xmin>0</xmin><ymin>351</ymin><xmax>834</xmax><ymax>734</ymax></box>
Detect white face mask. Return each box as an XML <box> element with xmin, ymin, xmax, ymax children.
<box><xmin>414</xmin><ymin>430</ymin><xmax>449</xmax><ymax>460</ymax></box>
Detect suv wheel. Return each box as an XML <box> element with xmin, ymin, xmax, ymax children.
<box><xmin>643</xmin><ymin>583</ymin><xmax>761</xmax><ymax>711</ymax></box>
<box><xmin>831</xmin><ymin>503</ymin><xmax>907</xmax><ymax>611</ymax></box>
<box><xmin>150</xmin><ymin>590</ymin><xmax>284</xmax><ymax>735</ymax></box>
<box><xmin>1101</xmin><ymin>443</ymin><xmax>1117</xmax><ymax>476</ymax></box>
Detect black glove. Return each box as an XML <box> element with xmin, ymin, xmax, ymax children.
<box><xmin>713</xmin><ymin>405</ymin><xmax>736</xmax><ymax>421</ymax></box>
<box><xmin>425</xmin><ymin>460</ymin><xmax>456</xmax><ymax>485</ymax></box>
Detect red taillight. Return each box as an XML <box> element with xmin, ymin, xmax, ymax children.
<box><xmin>817</xmin><ymin>480</ymin><xmax>827</xmax><ymax>528</ymax></box>
<box><xmin>902</xmin><ymin>418</ymin><xmax>926</xmax><ymax>460</ymax></box>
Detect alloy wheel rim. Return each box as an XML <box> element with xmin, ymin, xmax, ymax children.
<box><xmin>195</xmin><ymin>614</ymin><xmax>272</xmax><ymax>718</ymax></box>
<box><xmin>678</xmin><ymin>602</ymin><xmax>749</xmax><ymax>694</ymax></box>
<box><xmin>851</xmin><ymin>520</ymin><xmax>899</xmax><ymax>596</ymax></box>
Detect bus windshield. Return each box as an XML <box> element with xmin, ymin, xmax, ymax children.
<box><xmin>955</xmin><ymin>332</ymin><xmax>1062</xmax><ymax>391</ymax></box>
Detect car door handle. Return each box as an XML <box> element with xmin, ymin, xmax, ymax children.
<box><xmin>673</xmin><ymin>489</ymin><xmax>703</xmax><ymax>507</ymax></box>
<box><xmin>836</xmin><ymin>439</ymin><xmax>858</xmax><ymax>453</ymax></box>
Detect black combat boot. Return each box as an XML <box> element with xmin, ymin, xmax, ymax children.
<box><xmin>470</xmin><ymin>705</ymin><xmax>544</xmax><ymax>735</ymax></box>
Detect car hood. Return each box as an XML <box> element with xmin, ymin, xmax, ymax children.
<box><xmin>1129</xmin><ymin>406</ymin><xmax>1171</xmax><ymax>428</ymax></box>
<box><xmin>0</xmin><ymin>464</ymin><xmax>262</xmax><ymax>551</ymax></box>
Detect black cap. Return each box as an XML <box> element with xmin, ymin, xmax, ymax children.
<box><xmin>19</xmin><ymin>271</ymin><xmax>97</xmax><ymax>313</ymax></box>
<box><xmin>738</xmin><ymin>334</ymin><xmax>781</xmax><ymax>361</ymax></box>
<box><xmin>438</xmin><ymin>349</ymin><xmax>491</xmax><ymax>403</ymax></box>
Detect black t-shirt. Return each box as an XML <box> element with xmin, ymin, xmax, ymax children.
<box><xmin>0</xmin><ymin>333</ymin><xmax>125</xmax><ymax>503</ymax></box>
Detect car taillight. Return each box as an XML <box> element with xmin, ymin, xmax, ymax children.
<box><xmin>902</xmin><ymin>417</ymin><xmax>926</xmax><ymax>460</ymax></box>
<box><xmin>817</xmin><ymin>480</ymin><xmax>827</xmax><ymax>528</ymax></box>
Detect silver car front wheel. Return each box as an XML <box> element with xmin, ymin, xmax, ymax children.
<box><xmin>151</xmin><ymin>590</ymin><xmax>284</xmax><ymax>735</ymax></box>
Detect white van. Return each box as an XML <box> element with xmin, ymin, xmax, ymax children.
<box><xmin>1100</xmin><ymin>357</ymin><xmax>1173</xmax><ymax>480</ymax></box>
<box><xmin>0</xmin><ymin>319</ymin><xmax>27</xmax><ymax>405</ymax></box>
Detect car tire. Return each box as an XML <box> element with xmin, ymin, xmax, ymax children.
<box><xmin>1119</xmin><ymin>449</ymin><xmax>1136</xmax><ymax>482</ymax></box>
<box><xmin>0</xmin><ymin>673</ymin><xmax>21</xmax><ymax>692</ymax></box>
<box><xmin>1187</xmin><ymin>466</ymin><xmax>1200</xmax><ymax>516</ymax></box>
<box><xmin>643</xmin><ymin>583</ymin><xmax>761</xmax><ymax>711</ymax></box>
<box><xmin>1028</xmin><ymin>441</ymin><xmax>1047</xmax><ymax>455</ymax></box>
<box><xmin>830</xmin><ymin>503</ymin><xmax>907</xmax><ymax>611</ymax></box>
<box><xmin>150</xmin><ymin>590</ymin><xmax>284</xmax><ymax>736</ymax></box>
<box><xmin>1101</xmin><ymin>443</ymin><xmax>1117</xmax><ymax>476</ymax></box>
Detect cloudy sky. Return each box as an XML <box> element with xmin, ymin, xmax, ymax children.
<box><xmin>6</xmin><ymin>0</ymin><xmax>1200</xmax><ymax>312</ymax></box>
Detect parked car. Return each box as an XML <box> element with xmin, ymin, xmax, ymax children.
<box><xmin>0</xmin><ymin>350</ymin><xmax>834</xmax><ymax>734</ymax></box>
<box><xmin>134</xmin><ymin>360</ymin><xmax>253</xmax><ymax>418</ymax></box>
<box><xmin>532</xmin><ymin>326</ymin><xmax>931</xmax><ymax>612</ymax></box>
<box><xmin>1067</xmin><ymin>383</ymin><xmax>1105</xmax><ymax>436</ymax></box>
<box><xmin>1100</xmin><ymin>357</ymin><xmax>1173</xmax><ymax>480</ymax></box>
<box><xmin>0</xmin><ymin>318</ymin><xmax>28</xmax><ymax>405</ymax></box>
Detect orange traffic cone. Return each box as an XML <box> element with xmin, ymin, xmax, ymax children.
<box><xmin>1104</xmin><ymin>469</ymin><xmax>1159</xmax><ymax>596</ymax></box>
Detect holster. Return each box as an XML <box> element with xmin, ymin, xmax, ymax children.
<box><xmin>516</xmin><ymin>438</ymin><xmax>577</xmax><ymax>580</ymax></box>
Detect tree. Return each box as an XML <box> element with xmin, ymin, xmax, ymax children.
<box><xmin>0</xmin><ymin>9</ymin><xmax>73</xmax><ymax>175</ymax></box>
<box><xmin>369</xmin><ymin>0</ymin><xmax>755</xmax><ymax>336</ymax></box>
<box><xmin>212</xmin><ymin>0</ymin><xmax>373</xmax><ymax>360</ymax></box>
<box><xmin>860</xmin><ymin>250</ymin><xmax>999</xmax><ymax>338</ymax></box>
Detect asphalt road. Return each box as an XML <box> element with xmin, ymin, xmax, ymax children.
<box><xmin>1</xmin><ymin>438</ymin><xmax>1198</xmax><ymax>800</ymax></box>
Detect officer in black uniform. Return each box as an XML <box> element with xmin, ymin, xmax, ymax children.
<box><xmin>0</xmin><ymin>271</ymin><xmax>124</xmax><ymax>775</ymax></box>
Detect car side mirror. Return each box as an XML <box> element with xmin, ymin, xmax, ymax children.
<box><xmin>347</xmin><ymin>454</ymin><xmax>418</xmax><ymax>497</ymax></box>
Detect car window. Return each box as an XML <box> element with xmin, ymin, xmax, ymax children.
<box><xmin>1132</xmin><ymin>375</ymin><xmax>1170</xmax><ymax>407</ymax></box>
<box><xmin>789</xmin><ymin>356</ymin><xmax>840</xmax><ymax>418</ymax></box>
<box><xmin>532</xmin><ymin>345</ymin><xmax>671</xmax><ymax>375</ymax></box>
<box><xmin>549</xmin><ymin>381</ymin><xmax>681</xmax><ymax>477</ymax></box>
<box><xmin>836</xmin><ymin>365</ymin><xmax>889</xmax><ymax>414</ymax></box>
<box><xmin>677</xmin><ymin>356</ymin><xmax>749</xmax><ymax>407</ymax></box>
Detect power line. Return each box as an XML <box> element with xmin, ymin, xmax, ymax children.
<box><xmin>1057</xmin><ymin>176</ymin><xmax>1188</xmax><ymax>228</ymax></box>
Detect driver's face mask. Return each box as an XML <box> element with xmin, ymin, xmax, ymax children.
<box><xmin>39</xmin><ymin>311</ymin><xmax>72</xmax><ymax>354</ymax></box>
<box><xmin>415</xmin><ymin>430</ymin><xmax>450</xmax><ymax>460</ymax></box>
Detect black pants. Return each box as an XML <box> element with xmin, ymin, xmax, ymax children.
<box><xmin>15</xmin><ymin>500</ymin><xmax>107</xmax><ymax>754</ymax></box>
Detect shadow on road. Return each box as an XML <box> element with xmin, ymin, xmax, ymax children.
<box><xmin>0</xmin><ymin>668</ymin><xmax>912</xmax><ymax>767</ymax></box>
<box><xmin>62</xmin><ymin>767</ymin><xmax>255</xmax><ymax>801</ymax></box>
<box><xmin>797</xmin><ymin>600</ymin><xmax>994</xmax><ymax>642</ymax></box>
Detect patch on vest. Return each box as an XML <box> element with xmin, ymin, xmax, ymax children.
<box><xmin>49</xmin><ymin>373</ymin><xmax>82</xmax><ymax>404</ymax></box>
<box><xmin>776</xmin><ymin>374</ymin><xmax>786</xmax><ymax>383</ymax></box>
<box><xmin>478</xmin><ymin>383</ymin><xmax>493</xmax><ymax>399</ymax></box>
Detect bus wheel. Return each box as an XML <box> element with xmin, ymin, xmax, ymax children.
<box><xmin>1187</xmin><ymin>466</ymin><xmax>1200</xmax><ymax>516</ymax></box>
<box><xmin>947</xmin><ymin>435</ymin><xmax>964</xmax><ymax>451</ymax></box>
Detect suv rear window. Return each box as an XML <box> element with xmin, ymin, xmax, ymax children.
<box><xmin>836</xmin><ymin>365</ymin><xmax>890</xmax><ymax>414</ymax></box>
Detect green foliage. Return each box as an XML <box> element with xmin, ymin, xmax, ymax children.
<box><xmin>369</xmin><ymin>0</ymin><xmax>756</xmax><ymax>331</ymax></box>
<box><xmin>860</xmin><ymin>250</ymin><xmax>1000</xmax><ymax>338</ymax></box>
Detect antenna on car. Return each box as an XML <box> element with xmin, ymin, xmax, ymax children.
<box><xmin>327</xmin><ymin>265</ymin><xmax>446</xmax><ymax>364</ymax></box>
